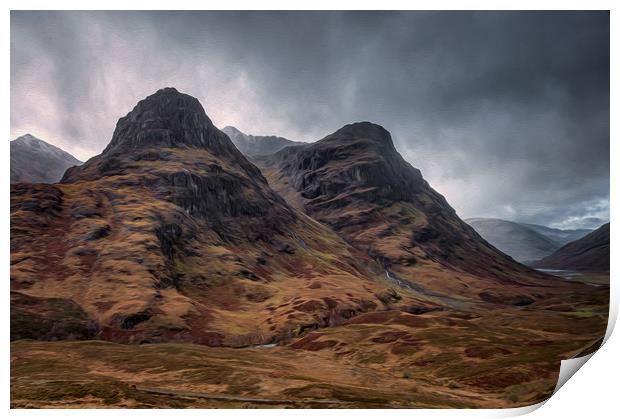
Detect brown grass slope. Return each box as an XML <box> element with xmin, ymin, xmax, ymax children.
<box><xmin>12</xmin><ymin>282</ymin><xmax>608</xmax><ymax>409</ymax></box>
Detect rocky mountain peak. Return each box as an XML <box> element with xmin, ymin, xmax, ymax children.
<box><xmin>255</xmin><ymin>122</ymin><xmax>545</xmax><ymax>288</ymax></box>
<box><xmin>102</xmin><ymin>87</ymin><xmax>237</xmax><ymax>157</ymax></box>
<box><xmin>62</xmin><ymin>88</ymin><xmax>264</xmax><ymax>184</ymax></box>
<box><xmin>260</xmin><ymin>121</ymin><xmax>424</xmax><ymax>207</ymax></box>
<box><xmin>13</xmin><ymin>134</ymin><xmax>79</xmax><ymax>161</ymax></box>
<box><xmin>222</xmin><ymin>125</ymin><xmax>243</xmax><ymax>135</ymax></box>
<box><xmin>324</xmin><ymin>122</ymin><xmax>395</xmax><ymax>148</ymax></box>
<box><xmin>14</xmin><ymin>133</ymin><xmax>38</xmax><ymax>143</ymax></box>
<box><xmin>59</xmin><ymin>88</ymin><xmax>295</xmax><ymax>242</ymax></box>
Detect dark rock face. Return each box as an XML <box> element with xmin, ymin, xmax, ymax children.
<box><xmin>271</xmin><ymin>122</ymin><xmax>425</xmax><ymax>209</ymax></box>
<box><xmin>61</xmin><ymin>87</ymin><xmax>297</xmax><ymax>241</ymax></box>
<box><xmin>155</xmin><ymin>222</ymin><xmax>184</xmax><ymax>260</ymax></box>
<box><xmin>120</xmin><ymin>311</ymin><xmax>153</xmax><ymax>330</ymax></box>
<box><xmin>63</xmin><ymin>87</ymin><xmax>261</xmax><ymax>183</ymax></box>
<box><xmin>163</xmin><ymin>170</ymin><xmax>268</xmax><ymax>218</ymax></box>
<box><xmin>256</xmin><ymin>121</ymin><xmax>542</xmax><ymax>282</ymax></box>
<box><xmin>10</xmin><ymin>134</ymin><xmax>82</xmax><ymax>184</ymax></box>
<box><xmin>11</xmin><ymin>291</ymin><xmax>99</xmax><ymax>341</ymax></box>
<box><xmin>413</xmin><ymin>227</ymin><xmax>440</xmax><ymax>244</ymax></box>
<box><xmin>86</xmin><ymin>225</ymin><xmax>111</xmax><ymax>241</ymax></box>
<box><xmin>533</xmin><ymin>223</ymin><xmax>610</xmax><ymax>272</ymax></box>
<box><xmin>104</xmin><ymin>88</ymin><xmax>238</xmax><ymax>157</ymax></box>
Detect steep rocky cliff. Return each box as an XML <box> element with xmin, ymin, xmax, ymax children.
<box><xmin>255</xmin><ymin>122</ymin><xmax>551</xmax><ymax>301</ymax></box>
<box><xmin>61</xmin><ymin>87</ymin><xmax>297</xmax><ymax>242</ymax></box>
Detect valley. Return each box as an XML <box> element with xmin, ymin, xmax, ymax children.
<box><xmin>10</xmin><ymin>280</ymin><xmax>609</xmax><ymax>408</ymax></box>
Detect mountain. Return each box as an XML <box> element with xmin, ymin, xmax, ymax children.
<box><xmin>10</xmin><ymin>134</ymin><xmax>82</xmax><ymax>183</ymax></box>
<box><xmin>533</xmin><ymin>223</ymin><xmax>610</xmax><ymax>272</ymax></box>
<box><xmin>8</xmin><ymin>90</ymin><xmax>558</xmax><ymax>344</ymax></box>
<box><xmin>465</xmin><ymin>218</ymin><xmax>561</xmax><ymax>262</ymax></box>
<box><xmin>520</xmin><ymin>223</ymin><xmax>592</xmax><ymax>246</ymax></box>
<box><xmin>10</xmin><ymin>90</ymin><xmax>609</xmax><ymax>408</ymax></box>
<box><xmin>255</xmin><ymin>122</ymin><xmax>554</xmax><ymax>303</ymax></box>
<box><xmin>222</xmin><ymin>125</ymin><xmax>304</xmax><ymax>157</ymax></box>
<box><xmin>11</xmin><ymin>88</ymin><xmax>437</xmax><ymax>346</ymax></box>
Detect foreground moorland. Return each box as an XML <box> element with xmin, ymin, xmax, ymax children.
<box><xmin>11</xmin><ymin>279</ymin><xmax>608</xmax><ymax>408</ymax></box>
<box><xmin>10</xmin><ymin>88</ymin><xmax>609</xmax><ymax>408</ymax></box>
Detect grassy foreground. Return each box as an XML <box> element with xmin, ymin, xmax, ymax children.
<box><xmin>11</xmin><ymin>278</ymin><xmax>608</xmax><ymax>409</ymax></box>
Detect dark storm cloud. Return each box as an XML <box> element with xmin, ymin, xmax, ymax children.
<box><xmin>10</xmin><ymin>11</ymin><xmax>609</xmax><ymax>229</ymax></box>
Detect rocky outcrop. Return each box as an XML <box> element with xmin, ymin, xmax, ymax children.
<box><xmin>63</xmin><ymin>88</ymin><xmax>261</xmax><ymax>183</ymax></box>
<box><xmin>11</xmin><ymin>291</ymin><xmax>99</xmax><ymax>341</ymax></box>
<box><xmin>103</xmin><ymin>88</ymin><xmax>244</xmax><ymax>157</ymax></box>
<box><xmin>271</xmin><ymin>123</ymin><xmax>425</xmax><ymax>207</ymax></box>
<box><xmin>259</xmin><ymin>123</ymin><xmax>447</xmax><ymax>219</ymax></box>
<box><xmin>61</xmin><ymin>88</ymin><xmax>297</xmax><ymax>242</ymax></box>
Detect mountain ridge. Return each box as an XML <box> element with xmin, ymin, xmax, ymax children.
<box><xmin>255</xmin><ymin>121</ymin><xmax>557</xmax><ymax>304</ymax></box>
<box><xmin>222</xmin><ymin>125</ymin><xmax>304</xmax><ymax>157</ymax></box>
<box><xmin>533</xmin><ymin>222</ymin><xmax>610</xmax><ymax>272</ymax></box>
<box><xmin>521</xmin><ymin>222</ymin><xmax>593</xmax><ymax>245</ymax></box>
<box><xmin>10</xmin><ymin>134</ymin><xmax>82</xmax><ymax>184</ymax></box>
<box><xmin>465</xmin><ymin>218</ymin><xmax>561</xmax><ymax>262</ymax></box>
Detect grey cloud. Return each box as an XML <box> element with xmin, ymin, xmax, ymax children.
<box><xmin>10</xmin><ymin>11</ymin><xmax>609</xmax><ymax>229</ymax></box>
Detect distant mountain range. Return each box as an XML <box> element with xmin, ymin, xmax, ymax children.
<box><xmin>520</xmin><ymin>223</ymin><xmax>593</xmax><ymax>246</ymax></box>
<box><xmin>533</xmin><ymin>223</ymin><xmax>610</xmax><ymax>272</ymax></box>
<box><xmin>222</xmin><ymin>126</ymin><xmax>303</xmax><ymax>157</ymax></box>
<box><xmin>465</xmin><ymin>218</ymin><xmax>593</xmax><ymax>262</ymax></box>
<box><xmin>10</xmin><ymin>134</ymin><xmax>82</xmax><ymax>183</ymax></box>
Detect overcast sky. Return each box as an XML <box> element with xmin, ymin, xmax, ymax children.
<box><xmin>10</xmin><ymin>11</ymin><xmax>609</xmax><ymax>229</ymax></box>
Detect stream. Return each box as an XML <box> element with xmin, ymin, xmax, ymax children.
<box><xmin>536</xmin><ymin>268</ymin><xmax>606</xmax><ymax>287</ymax></box>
